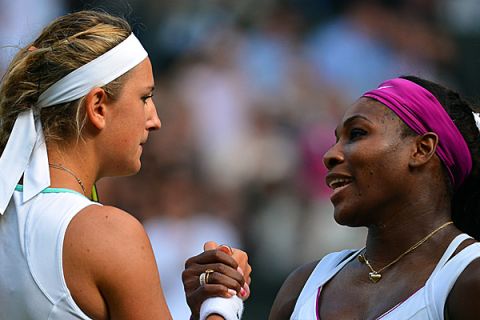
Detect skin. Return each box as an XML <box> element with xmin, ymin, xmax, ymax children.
<box><xmin>183</xmin><ymin>242</ymin><xmax>252</xmax><ymax>320</ymax></box>
<box><xmin>47</xmin><ymin>58</ymin><xmax>248</xmax><ymax>319</ymax></box>
<box><xmin>268</xmin><ymin>98</ymin><xmax>480</xmax><ymax>319</ymax></box>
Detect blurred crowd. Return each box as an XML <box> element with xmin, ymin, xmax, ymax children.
<box><xmin>2</xmin><ymin>0</ymin><xmax>480</xmax><ymax>318</ymax></box>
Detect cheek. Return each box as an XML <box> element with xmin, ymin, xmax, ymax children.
<box><xmin>135</xmin><ymin>105</ymin><xmax>148</xmax><ymax>127</ymax></box>
<box><xmin>348</xmin><ymin>144</ymin><xmax>400</xmax><ymax>185</ymax></box>
<box><xmin>125</xmin><ymin>106</ymin><xmax>146</xmax><ymax>132</ymax></box>
<box><xmin>362</xmin><ymin>150</ymin><xmax>408</xmax><ymax>194</ymax></box>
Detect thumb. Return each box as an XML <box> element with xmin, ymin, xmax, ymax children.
<box><xmin>203</xmin><ymin>241</ymin><xmax>219</xmax><ymax>251</ymax></box>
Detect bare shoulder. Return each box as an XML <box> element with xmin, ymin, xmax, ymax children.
<box><xmin>268</xmin><ymin>260</ymin><xmax>319</xmax><ymax>320</ymax></box>
<box><xmin>64</xmin><ymin>205</ymin><xmax>151</xmax><ymax>271</ymax></box>
<box><xmin>64</xmin><ymin>205</ymin><xmax>171</xmax><ymax>319</ymax></box>
<box><xmin>446</xmin><ymin>247</ymin><xmax>480</xmax><ymax>320</ymax></box>
<box><xmin>69</xmin><ymin>204</ymin><xmax>147</xmax><ymax>242</ymax></box>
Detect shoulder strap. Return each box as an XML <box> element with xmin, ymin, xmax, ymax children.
<box><xmin>291</xmin><ymin>249</ymin><xmax>360</xmax><ymax>318</ymax></box>
<box><xmin>431</xmin><ymin>233</ymin><xmax>471</xmax><ymax>275</ymax></box>
<box><xmin>426</xmin><ymin>241</ymin><xmax>480</xmax><ymax>319</ymax></box>
<box><xmin>25</xmin><ymin>192</ymin><xmax>99</xmax><ymax>316</ymax></box>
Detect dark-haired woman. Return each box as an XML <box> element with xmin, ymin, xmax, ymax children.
<box><xmin>185</xmin><ymin>76</ymin><xmax>480</xmax><ymax>319</ymax></box>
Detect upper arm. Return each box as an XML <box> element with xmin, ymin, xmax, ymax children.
<box><xmin>63</xmin><ymin>205</ymin><xmax>171</xmax><ymax>320</ymax></box>
<box><xmin>268</xmin><ymin>261</ymin><xmax>319</xmax><ymax>320</ymax></box>
<box><xmin>446</xmin><ymin>258</ymin><xmax>480</xmax><ymax>320</ymax></box>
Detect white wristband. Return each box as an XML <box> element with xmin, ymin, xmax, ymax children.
<box><xmin>199</xmin><ymin>295</ymin><xmax>244</xmax><ymax>320</ymax></box>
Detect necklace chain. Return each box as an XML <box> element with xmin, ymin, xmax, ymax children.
<box><xmin>358</xmin><ymin>221</ymin><xmax>453</xmax><ymax>283</ymax></box>
<box><xmin>48</xmin><ymin>163</ymin><xmax>86</xmax><ymax>195</ymax></box>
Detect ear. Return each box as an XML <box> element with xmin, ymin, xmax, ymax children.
<box><xmin>84</xmin><ymin>88</ymin><xmax>109</xmax><ymax>130</ymax></box>
<box><xmin>409</xmin><ymin>132</ymin><xmax>439</xmax><ymax>168</ymax></box>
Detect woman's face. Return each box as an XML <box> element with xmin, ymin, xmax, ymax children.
<box><xmin>323</xmin><ymin>97</ymin><xmax>415</xmax><ymax>227</ymax></box>
<box><xmin>102</xmin><ymin>58</ymin><xmax>161</xmax><ymax>176</ymax></box>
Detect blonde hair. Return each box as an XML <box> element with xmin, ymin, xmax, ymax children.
<box><xmin>0</xmin><ymin>10</ymin><xmax>132</xmax><ymax>153</ymax></box>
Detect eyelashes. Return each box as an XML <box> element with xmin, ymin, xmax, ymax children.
<box><xmin>349</xmin><ymin>128</ymin><xmax>367</xmax><ymax>140</ymax></box>
<box><xmin>141</xmin><ymin>94</ymin><xmax>153</xmax><ymax>103</ymax></box>
<box><xmin>333</xmin><ymin>127</ymin><xmax>368</xmax><ymax>144</ymax></box>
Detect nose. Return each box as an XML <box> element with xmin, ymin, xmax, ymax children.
<box><xmin>146</xmin><ymin>99</ymin><xmax>161</xmax><ymax>131</ymax></box>
<box><xmin>323</xmin><ymin>142</ymin><xmax>344</xmax><ymax>170</ymax></box>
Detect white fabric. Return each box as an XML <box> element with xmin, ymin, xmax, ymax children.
<box><xmin>473</xmin><ymin>112</ymin><xmax>480</xmax><ymax>131</ymax></box>
<box><xmin>200</xmin><ymin>296</ymin><xmax>244</xmax><ymax>320</ymax></box>
<box><xmin>36</xmin><ymin>34</ymin><xmax>147</xmax><ymax>108</ymax></box>
<box><xmin>291</xmin><ymin>234</ymin><xmax>480</xmax><ymax>320</ymax></box>
<box><xmin>0</xmin><ymin>187</ymin><xmax>101</xmax><ymax>319</ymax></box>
<box><xmin>0</xmin><ymin>33</ymin><xmax>147</xmax><ymax>214</ymax></box>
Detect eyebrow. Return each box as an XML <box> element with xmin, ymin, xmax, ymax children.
<box><xmin>343</xmin><ymin>114</ymin><xmax>373</xmax><ymax>126</ymax></box>
<box><xmin>334</xmin><ymin>115</ymin><xmax>373</xmax><ymax>137</ymax></box>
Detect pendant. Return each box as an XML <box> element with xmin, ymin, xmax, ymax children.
<box><xmin>368</xmin><ymin>272</ymin><xmax>382</xmax><ymax>283</ymax></box>
<box><xmin>358</xmin><ymin>255</ymin><xmax>366</xmax><ymax>263</ymax></box>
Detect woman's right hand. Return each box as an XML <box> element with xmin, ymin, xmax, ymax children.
<box><xmin>182</xmin><ymin>242</ymin><xmax>251</xmax><ymax>319</ymax></box>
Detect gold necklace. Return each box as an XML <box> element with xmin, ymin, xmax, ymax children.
<box><xmin>358</xmin><ymin>221</ymin><xmax>453</xmax><ymax>283</ymax></box>
<box><xmin>49</xmin><ymin>163</ymin><xmax>86</xmax><ymax>195</ymax></box>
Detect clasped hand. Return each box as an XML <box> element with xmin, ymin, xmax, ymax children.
<box><xmin>182</xmin><ymin>241</ymin><xmax>252</xmax><ymax>319</ymax></box>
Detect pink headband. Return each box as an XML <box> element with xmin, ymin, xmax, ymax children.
<box><xmin>363</xmin><ymin>78</ymin><xmax>472</xmax><ymax>188</ymax></box>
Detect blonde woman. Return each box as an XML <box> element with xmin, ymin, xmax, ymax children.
<box><xmin>0</xmin><ymin>10</ymin><xmax>249</xmax><ymax>320</ymax></box>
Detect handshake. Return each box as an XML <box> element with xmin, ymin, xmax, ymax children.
<box><xmin>182</xmin><ymin>242</ymin><xmax>252</xmax><ymax>320</ymax></box>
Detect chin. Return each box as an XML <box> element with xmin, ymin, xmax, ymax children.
<box><xmin>127</xmin><ymin>162</ymin><xmax>142</xmax><ymax>176</ymax></box>
<box><xmin>116</xmin><ymin>162</ymin><xmax>142</xmax><ymax>177</ymax></box>
<box><xmin>333</xmin><ymin>204</ymin><xmax>362</xmax><ymax>228</ymax></box>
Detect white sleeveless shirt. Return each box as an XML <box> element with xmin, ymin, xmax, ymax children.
<box><xmin>0</xmin><ymin>186</ymin><xmax>100</xmax><ymax>319</ymax></box>
<box><xmin>291</xmin><ymin>233</ymin><xmax>480</xmax><ymax>320</ymax></box>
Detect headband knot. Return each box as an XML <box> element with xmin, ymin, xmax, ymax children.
<box><xmin>363</xmin><ymin>78</ymin><xmax>472</xmax><ymax>189</ymax></box>
<box><xmin>0</xmin><ymin>33</ymin><xmax>148</xmax><ymax>214</ymax></box>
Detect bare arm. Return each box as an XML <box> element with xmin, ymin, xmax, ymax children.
<box><xmin>63</xmin><ymin>205</ymin><xmax>172</xmax><ymax>319</ymax></box>
<box><xmin>446</xmin><ymin>258</ymin><xmax>480</xmax><ymax>319</ymax></box>
<box><xmin>269</xmin><ymin>261</ymin><xmax>318</xmax><ymax>320</ymax></box>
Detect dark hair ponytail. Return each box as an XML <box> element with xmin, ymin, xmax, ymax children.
<box><xmin>401</xmin><ymin>76</ymin><xmax>480</xmax><ymax>240</ymax></box>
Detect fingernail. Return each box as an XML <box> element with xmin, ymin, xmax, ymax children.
<box><xmin>237</xmin><ymin>267</ymin><xmax>244</xmax><ymax>276</ymax></box>
<box><xmin>244</xmin><ymin>282</ymin><xmax>250</xmax><ymax>296</ymax></box>
<box><xmin>240</xmin><ymin>288</ymin><xmax>246</xmax><ymax>297</ymax></box>
<box><xmin>227</xmin><ymin>289</ymin><xmax>237</xmax><ymax>297</ymax></box>
<box><xmin>219</xmin><ymin>244</ymin><xmax>233</xmax><ymax>255</ymax></box>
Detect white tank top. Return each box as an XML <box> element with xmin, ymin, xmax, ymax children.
<box><xmin>291</xmin><ymin>233</ymin><xmax>480</xmax><ymax>320</ymax></box>
<box><xmin>0</xmin><ymin>185</ymin><xmax>101</xmax><ymax>319</ymax></box>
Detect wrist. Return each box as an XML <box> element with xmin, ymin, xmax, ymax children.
<box><xmin>199</xmin><ymin>296</ymin><xmax>243</xmax><ymax>320</ymax></box>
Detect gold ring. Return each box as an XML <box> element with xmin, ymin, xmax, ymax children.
<box><xmin>199</xmin><ymin>269</ymin><xmax>214</xmax><ymax>286</ymax></box>
<box><xmin>205</xmin><ymin>269</ymin><xmax>214</xmax><ymax>284</ymax></box>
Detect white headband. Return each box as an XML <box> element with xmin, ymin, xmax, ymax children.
<box><xmin>0</xmin><ymin>33</ymin><xmax>148</xmax><ymax>214</ymax></box>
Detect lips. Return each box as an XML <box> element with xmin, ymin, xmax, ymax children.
<box><xmin>325</xmin><ymin>173</ymin><xmax>353</xmax><ymax>203</ymax></box>
<box><xmin>325</xmin><ymin>173</ymin><xmax>353</xmax><ymax>191</ymax></box>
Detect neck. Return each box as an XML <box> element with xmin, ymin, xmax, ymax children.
<box><xmin>47</xmin><ymin>142</ymin><xmax>98</xmax><ymax>198</ymax></box>
<box><xmin>363</xmin><ymin>195</ymin><xmax>454</xmax><ymax>265</ymax></box>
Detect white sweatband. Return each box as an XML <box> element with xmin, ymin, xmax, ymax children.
<box><xmin>199</xmin><ymin>296</ymin><xmax>244</xmax><ymax>320</ymax></box>
<box><xmin>0</xmin><ymin>33</ymin><xmax>147</xmax><ymax>214</ymax></box>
